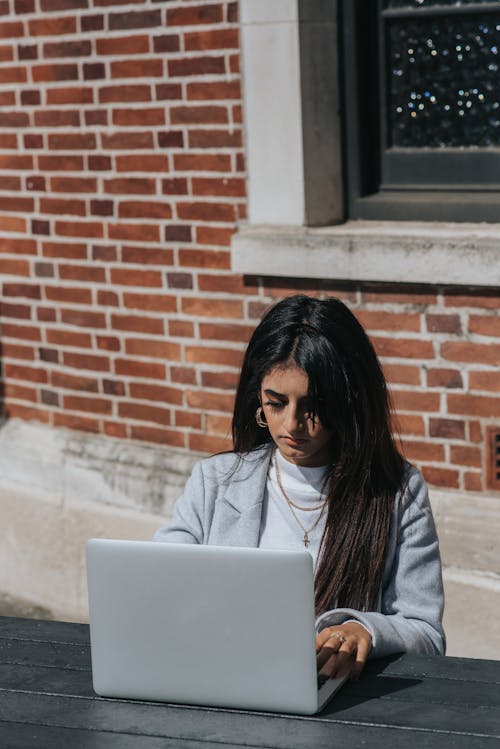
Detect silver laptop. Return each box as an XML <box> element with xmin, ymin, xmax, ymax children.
<box><xmin>86</xmin><ymin>539</ymin><xmax>347</xmax><ymax>715</ymax></box>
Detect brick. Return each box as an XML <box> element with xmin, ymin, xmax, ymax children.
<box><xmin>188</xmin><ymin>129</ymin><xmax>242</xmax><ymax>148</ymax></box>
<box><xmin>7</xmin><ymin>404</ymin><xmax>50</xmax><ymax>424</ymax></box>
<box><xmin>111</xmin><ymin>59</ymin><xmax>163</xmax><ymax>79</ymax></box>
<box><xmin>118</xmin><ymin>401</ymin><xmax>171</xmax><ymax>425</ymax></box>
<box><xmin>41</xmin><ymin>0</ymin><xmax>87</xmax><ymax>9</ymax></box>
<box><xmin>81</xmin><ymin>14</ymin><xmax>104</xmax><ymax>31</ymax></box>
<box><xmin>103</xmin><ymin>421</ymin><xmax>127</xmax><ymax>437</ymax></box>
<box><xmin>42</xmin><ymin>241</ymin><xmax>87</xmax><ymax>259</ymax></box>
<box><xmin>174</xmin><ymin>154</ymin><xmax>232</xmax><ymax>173</ymax></box>
<box><xmin>206</xmin><ymin>413</ymin><xmax>232</xmax><ymax>436</ymax></box>
<box><xmin>0</xmin><ymin>258</ymin><xmax>30</xmax><ymax>276</ymax></box>
<box><xmin>165</xmin><ymin>225</ymin><xmax>191</xmax><ymax>243</ymax></box>
<box><xmin>90</xmin><ymin>200</ymin><xmax>114</xmax><ymax>216</ymax></box>
<box><xmin>88</xmin><ymin>155</ymin><xmax>111</xmax><ymax>171</ymax></box>
<box><xmin>51</xmin><ymin>371</ymin><xmax>99</xmax><ymax>391</ymax></box>
<box><xmin>469</xmin><ymin>371</ymin><xmax>500</xmax><ymax>392</ymax></box>
<box><xmin>48</xmin><ymin>132</ymin><xmax>96</xmax><ymax>150</ymax></box>
<box><xmin>469</xmin><ymin>314</ymin><xmax>500</xmax><ymax>337</ymax></box>
<box><xmin>24</xmin><ymin>134</ymin><xmax>44</xmax><ymax>150</ymax></box>
<box><xmin>37</xmin><ymin>307</ymin><xmax>57</xmax><ymax>322</ymax></box>
<box><xmin>47</xmin><ymin>87</ymin><xmax>93</xmax><ymax>104</ymax></box>
<box><xmin>166</xmin><ymin>4</ymin><xmax>222</xmax><ymax>25</ymax></box>
<box><xmin>175</xmin><ymin>410</ymin><xmax>202</xmax><ymax>429</ymax></box>
<box><xmin>55</xmin><ymin>220</ymin><xmax>104</xmax><ymax>239</ymax></box>
<box><xmin>33</xmin><ymin>64</ymin><xmax>79</xmax><ymax>82</ymax></box>
<box><xmin>0</xmin><ymin>66</ymin><xmax>27</xmax><ymax>83</ymax></box>
<box><xmin>123</xmin><ymin>292</ymin><xmax>176</xmax><ymax>313</ymax></box>
<box><xmin>83</xmin><ymin>63</ymin><xmax>106</xmax><ymax>80</ymax></box>
<box><xmin>0</xmin><ymin>237</ymin><xmax>36</xmax><ymax>254</ymax></box>
<box><xmin>32</xmin><ymin>219</ymin><xmax>50</xmax><ymax>235</ymax></box>
<box><xmin>129</xmin><ymin>382</ymin><xmax>183</xmax><ymax>405</ymax></box>
<box><xmin>26</xmin><ymin>175</ymin><xmax>46</xmax><ymax>191</ymax></box>
<box><xmin>96</xmin><ymin>35</ymin><xmax>149</xmax><ymax>55</ymax></box>
<box><xmin>51</xmin><ymin>177</ymin><xmax>97</xmax><ymax>193</ymax></box>
<box><xmin>63</xmin><ymin>395</ymin><xmax>111</xmax><ymax>414</ymax></box>
<box><xmin>355</xmin><ymin>310</ymin><xmax>421</xmax><ymax>333</ymax></box>
<box><xmin>112</xmin><ymin>108</ymin><xmax>164</xmax><ymax>126</ymax></box>
<box><xmin>44</xmin><ymin>40</ymin><xmax>91</xmax><ymax>57</ymax></box>
<box><xmin>392</xmin><ymin>389</ymin><xmax>441</xmax><ymax>412</ymax></box>
<box><xmin>382</xmin><ymin>363</ymin><xmax>421</xmax><ymax>386</ymax></box>
<box><xmin>3</xmin><ymin>283</ymin><xmax>40</xmax><ymax>299</ymax></box>
<box><xmin>111</xmin><ymin>313</ymin><xmax>164</xmax><ymax>335</ymax></box>
<box><xmin>38</xmin><ymin>155</ymin><xmax>84</xmax><ymax>171</ymax></box>
<box><xmin>122</xmin><ymin>246</ymin><xmax>174</xmax><ymax>265</ymax></box>
<box><xmin>40</xmin><ymin>198</ymin><xmax>86</xmax><ymax>216</ymax></box>
<box><xmin>99</xmin><ymin>85</ymin><xmax>151</xmax><ymax>103</ymax></box>
<box><xmin>130</xmin><ymin>424</ymin><xmax>185</xmax><ymax>448</ymax></box>
<box><xmin>192</xmin><ymin>177</ymin><xmax>246</xmax><ymax>198</ymax></box>
<box><xmin>393</xmin><ymin>412</ymin><xmax>425</xmax><ymax>436</ymax></box>
<box><xmin>54</xmin><ymin>413</ymin><xmax>99</xmax><ymax>432</ymax></box>
<box><xmin>63</xmin><ymin>351</ymin><xmax>110</xmax><ymax>372</ymax></box>
<box><xmin>199</xmin><ymin>322</ymin><xmax>253</xmax><ymax>343</ymax></box>
<box><xmin>101</xmin><ymin>131</ymin><xmax>154</xmax><ymax>149</ymax></box>
<box><xmin>85</xmin><ymin>110</ymin><xmax>108</xmax><ymax>126</ymax></box>
<box><xmin>0</xmin><ymin>302</ymin><xmax>31</xmax><ymax>319</ymax></box>
<box><xmin>18</xmin><ymin>44</ymin><xmax>37</xmax><ymax>61</ymax></box>
<box><xmin>0</xmin><ymin>91</ymin><xmax>16</xmax><ymax>105</ymax></box>
<box><xmin>185</xmin><ymin>28</ymin><xmax>239</xmax><ymax>51</ymax></box>
<box><xmin>227</xmin><ymin>2</ymin><xmax>238</xmax><ymax>22</ymax></box>
<box><xmin>429</xmin><ymin>418</ymin><xmax>465</xmax><ymax>440</ymax></box>
<box><xmin>169</xmin><ymin>320</ymin><xmax>194</xmax><ymax>337</ymax></box>
<box><xmin>200</xmin><ymin>370</ymin><xmax>238</xmax><ymax>390</ymax></box>
<box><xmin>444</xmin><ymin>292</ymin><xmax>500</xmax><ymax>310</ymax></box>
<box><xmin>35</xmin><ymin>109</ymin><xmax>80</xmax><ymax>127</ymax></box>
<box><xmin>0</xmin><ymin>216</ymin><xmax>26</xmax><ymax>232</ymax></box>
<box><xmin>20</xmin><ymin>90</ymin><xmax>40</xmax><ymax>105</ymax></box>
<box><xmin>186</xmin><ymin>389</ymin><xmax>234</xmax><ymax>413</ymax></box>
<box><xmin>0</xmin><ymin>176</ymin><xmax>21</xmax><ymax>191</ymax></box>
<box><xmin>102</xmin><ymin>379</ymin><xmax>125</xmax><ymax>396</ymax></box>
<box><xmin>109</xmin><ymin>9</ymin><xmax>161</xmax><ymax>30</ymax></box>
<box><xmin>97</xmin><ymin>336</ymin><xmax>120</xmax><ymax>352</ymax></box>
<box><xmin>0</xmin><ymin>154</ymin><xmax>33</xmax><ymax>169</ymax></box>
<box><xmin>111</xmin><ymin>267</ymin><xmax>163</xmax><ymax>287</ymax></box>
<box><xmin>118</xmin><ymin>201</ymin><xmax>172</xmax><ymax>219</ymax></box>
<box><xmin>125</xmin><ymin>338</ymin><xmax>181</xmax><ymax>360</ymax></box>
<box><xmin>171</xmin><ymin>106</ymin><xmax>228</xmax><ymax>126</ymax></box>
<box><xmin>116</xmin><ymin>154</ymin><xmax>168</xmax><ymax>172</ymax></box>
<box><xmin>15</xmin><ymin>0</ymin><xmax>35</xmax><ymax>13</ymax></box>
<box><xmin>155</xmin><ymin>83</ymin><xmax>182</xmax><ymax>100</ymax></box>
<box><xmin>426</xmin><ymin>313</ymin><xmax>462</xmax><ymax>334</ymax></box>
<box><xmin>420</xmin><ymin>465</ymin><xmax>459</xmax><ymax>489</ymax></box>
<box><xmin>464</xmin><ymin>472</ymin><xmax>483</xmax><ymax>491</ymax></box>
<box><xmin>4</xmin><ymin>363</ymin><xmax>47</xmax><ymax>383</ymax></box>
<box><xmin>182</xmin><ymin>297</ymin><xmax>243</xmax><ymax>319</ymax></box>
<box><xmin>426</xmin><ymin>367</ymin><xmax>463</xmax><ymax>389</ymax></box>
<box><xmin>1</xmin><ymin>342</ymin><xmax>35</xmax><ymax>360</ymax></box>
<box><xmin>39</xmin><ymin>347</ymin><xmax>59</xmax><ymax>363</ymax></box>
<box><xmin>108</xmin><ymin>223</ymin><xmax>160</xmax><ymax>243</ymax></box>
<box><xmin>161</xmin><ymin>178</ymin><xmax>189</xmax><ymax>196</ymax></box>
<box><xmin>170</xmin><ymin>366</ymin><xmax>196</xmax><ymax>385</ymax></box>
<box><xmin>372</xmin><ymin>336</ymin><xmax>435</xmax><ymax>360</ymax></box>
<box><xmin>450</xmin><ymin>445</ymin><xmax>482</xmax><ymax>468</ymax></box>
<box><xmin>177</xmin><ymin>201</ymin><xmax>236</xmax><ymax>223</ymax></box>
<box><xmin>441</xmin><ymin>341</ymin><xmax>500</xmax><ymax>366</ymax></box>
<box><xmin>2</xmin><ymin>322</ymin><xmax>41</xmax><ymax>341</ymax></box>
<box><xmin>34</xmin><ymin>262</ymin><xmax>54</xmax><ymax>278</ymax></box>
<box><xmin>45</xmin><ymin>285</ymin><xmax>92</xmax><ymax>304</ymax></box>
<box><xmin>104</xmin><ymin>178</ymin><xmax>156</xmax><ymax>195</ymax></box>
<box><xmin>60</xmin><ymin>309</ymin><xmax>107</xmax><ymax>328</ymax></box>
<box><xmin>46</xmin><ymin>328</ymin><xmax>92</xmax><ymax>348</ymax></box>
<box><xmin>0</xmin><ymin>110</ymin><xmax>29</xmax><ymax>127</ymax></box>
<box><xmin>0</xmin><ymin>21</ymin><xmax>24</xmax><ymax>37</ymax></box>
<box><xmin>448</xmin><ymin>393</ymin><xmax>500</xmax><ymax>418</ymax></box>
<box><xmin>166</xmin><ymin>273</ymin><xmax>193</xmax><ymax>290</ymax></box>
<box><xmin>189</xmin><ymin>433</ymin><xmax>232</xmax><ymax>454</ymax></box>
<box><xmin>4</xmin><ymin>383</ymin><xmax>37</xmax><ymax>401</ymax></box>
<box><xmin>178</xmin><ymin>249</ymin><xmax>230</xmax><ymax>269</ymax></box>
<box><xmin>115</xmin><ymin>358</ymin><xmax>166</xmax><ymax>379</ymax></box>
<box><xmin>362</xmin><ymin>290</ymin><xmax>437</xmax><ymax>306</ymax></box>
<box><xmin>187</xmin><ymin>81</ymin><xmax>241</xmax><ymax>100</ymax></box>
<box><xmin>153</xmin><ymin>34</ymin><xmax>180</xmax><ymax>53</ymax></box>
<box><xmin>168</xmin><ymin>55</ymin><xmax>225</xmax><ymax>78</ymax></box>
<box><xmin>98</xmin><ymin>290</ymin><xmax>119</xmax><ymax>306</ymax></box>
<box><xmin>185</xmin><ymin>345</ymin><xmax>243</xmax><ymax>368</ymax></box>
<box><xmin>40</xmin><ymin>390</ymin><xmax>59</xmax><ymax>407</ymax></box>
<box><xmin>158</xmin><ymin>130</ymin><xmax>184</xmax><ymax>148</ymax></box>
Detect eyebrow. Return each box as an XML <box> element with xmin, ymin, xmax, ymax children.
<box><xmin>263</xmin><ymin>388</ymin><xmax>286</xmax><ymax>399</ymax></box>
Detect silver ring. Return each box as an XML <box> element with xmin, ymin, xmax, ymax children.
<box><xmin>329</xmin><ymin>632</ymin><xmax>346</xmax><ymax>644</ymax></box>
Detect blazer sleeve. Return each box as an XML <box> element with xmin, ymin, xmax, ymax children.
<box><xmin>152</xmin><ymin>460</ymin><xmax>207</xmax><ymax>544</ymax></box>
<box><xmin>316</xmin><ymin>468</ymin><xmax>446</xmax><ymax>658</ymax></box>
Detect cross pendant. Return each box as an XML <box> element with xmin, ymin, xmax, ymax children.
<box><xmin>303</xmin><ymin>532</ymin><xmax>309</xmax><ymax>548</ymax></box>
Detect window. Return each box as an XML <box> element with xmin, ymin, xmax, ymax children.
<box><xmin>342</xmin><ymin>0</ymin><xmax>500</xmax><ymax>221</ymax></box>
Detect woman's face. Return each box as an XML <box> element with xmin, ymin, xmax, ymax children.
<box><xmin>260</xmin><ymin>364</ymin><xmax>332</xmax><ymax>467</ymax></box>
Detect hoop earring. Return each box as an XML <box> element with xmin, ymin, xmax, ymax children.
<box><xmin>255</xmin><ymin>406</ymin><xmax>268</xmax><ymax>428</ymax></box>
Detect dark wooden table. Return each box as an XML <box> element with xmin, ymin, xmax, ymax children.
<box><xmin>0</xmin><ymin>615</ymin><xmax>499</xmax><ymax>748</ymax></box>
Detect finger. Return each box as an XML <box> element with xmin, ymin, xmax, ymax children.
<box><xmin>349</xmin><ymin>637</ymin><xmax>372</xmax><ymax>681</ymax></box>
<box><xmin>316</xmin><ymin>628</ymin><xmax>345</xmax><ymax>653</ymax></box>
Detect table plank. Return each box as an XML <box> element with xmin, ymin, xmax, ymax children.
<box><xmin>0</xmin><ymin>617</ymin><xmax>89</xmax><ymax>646</ymax></box>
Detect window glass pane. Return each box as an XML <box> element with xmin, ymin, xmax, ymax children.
<box><xmin>388</xmin><ymin>13</ymin><xmax>500</xmax><ymax>146</ymax></box>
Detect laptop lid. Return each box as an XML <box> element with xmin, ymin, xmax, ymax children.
<box><xmin>86</xmin><ymin>539</ymin><xmax>339</xmax><ymax>715</ymax></box>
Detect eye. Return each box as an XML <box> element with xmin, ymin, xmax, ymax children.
<box><xmin>264</xmin><ymin>400</ymin><xmax>285</xmax><ymax>411</ymax></box>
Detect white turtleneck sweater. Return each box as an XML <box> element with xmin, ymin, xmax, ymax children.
<box><xmin>258</xmin><ymin>450</ymin><xmax>328</xmax><ymax>570</ymax></box>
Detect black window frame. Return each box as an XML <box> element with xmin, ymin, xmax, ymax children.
<box><xmin>341</xmin><ymin>0</ymin><xmax>500</xmax><ymax>222</ymax></box>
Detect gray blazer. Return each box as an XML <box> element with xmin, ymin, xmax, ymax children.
<box><xmin>154</xmin><ymin>445</ymin><xmax>445</xmax><ymax>658</ymax></box>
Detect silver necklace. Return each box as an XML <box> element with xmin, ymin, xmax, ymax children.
<box><xmin>273</xmin><ymin>452</ymin><xmax>327</xmax><ymax>548</ymax></box>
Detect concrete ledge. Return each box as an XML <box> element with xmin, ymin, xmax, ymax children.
<box><xmin>231</xmin><ymin>222</ymin><xmax>500</xmax><ymax>287</ymax></box>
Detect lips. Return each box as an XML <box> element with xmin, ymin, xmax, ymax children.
<box><xmin>282</xmin><ymin>436</ymin><xmax>307</xmax><ymax>447</ymax></box>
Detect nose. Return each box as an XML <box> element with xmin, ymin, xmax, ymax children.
<box><xmin>284</xmin><ymin>406</ymin><xmax>304</xmax><ymax>434</ymax></box>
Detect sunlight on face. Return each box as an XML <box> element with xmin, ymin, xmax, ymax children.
<box><xmin>260</xmin><ymin>364</ymin><xmax>332</xmax><ymax>467</ymax></box>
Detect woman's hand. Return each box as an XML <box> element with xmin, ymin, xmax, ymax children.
<box><xmin>316</xmin><ymin>621</ymin><xmax>372</xmax><ymax>682</ymax></box>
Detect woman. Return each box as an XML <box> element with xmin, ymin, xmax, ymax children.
<box><xmin>154</xmin><ymin>295</ymin><xmax>445</xmax><ymax>680</ymax></box>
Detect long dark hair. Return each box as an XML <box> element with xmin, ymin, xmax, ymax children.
<box><xmin>232</xmin><ymin>295</ymin><xmax>405</xmax><ymax>614</ymax></box>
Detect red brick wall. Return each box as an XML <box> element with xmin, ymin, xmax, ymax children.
<box><xmin>0</xmin><ymin>0</ymin><xmax>499</xmax><ymax>494</ymax></box>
